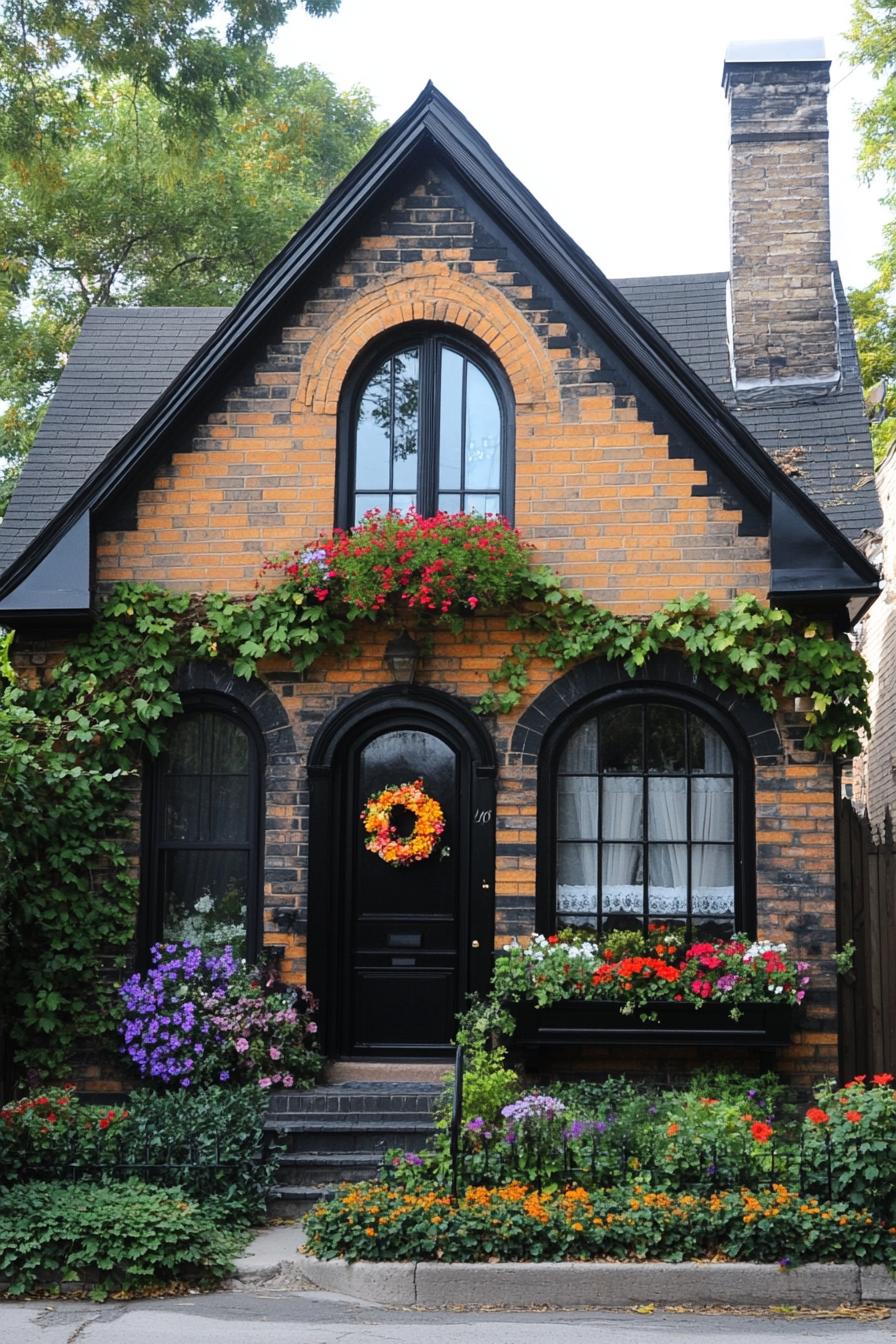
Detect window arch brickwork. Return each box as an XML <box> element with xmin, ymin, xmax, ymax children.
<box><xmin>337</xmin><ymin>324</ymin><xmax>515</xmax><ymax>526</ymax></box>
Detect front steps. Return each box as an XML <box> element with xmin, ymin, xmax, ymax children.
<box><xmin>265</xmin><ymin>1081</ymin><xmax>443</xmax><ymax>1215</ymax></box>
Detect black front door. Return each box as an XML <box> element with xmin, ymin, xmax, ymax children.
<box><xmin>342</xmin><ymin>727</ymin><xmax>463</xmax><ymax>1054</ymax></box>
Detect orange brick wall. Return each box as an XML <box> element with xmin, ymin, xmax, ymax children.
<box><xmin>95</xmin><ymin>168</ymin><xmax>769</xmax><ymax>607</ymax></box>
<box><xmin>18</xmin><ymin>166</ymin><xmax>843</xmax><ymax>1087</ymax></box>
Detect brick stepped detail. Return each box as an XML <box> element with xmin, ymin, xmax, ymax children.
<box><xmin>265</xmin><ymin>1082</ymin><xmax>441</xmax><ymax>1214</ymax></box>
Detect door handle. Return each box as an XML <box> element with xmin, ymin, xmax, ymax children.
<box><xmin>471</xmin><ymin>940</ymin><xmax>480</xmax><ymax>949</ymax></box>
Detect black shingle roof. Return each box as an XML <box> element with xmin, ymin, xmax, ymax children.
<box><xmin>0</xmin><ymin>268</ymin><xmax>879</xmax><ymax>577</ymax></box>
<box><xmin>614</xmin><ymin>268</ymin><xmax>880</xmax><ymax>540</ymax></box>
<box><xmin>0</xmin><ymin>307</ymin><xmax>229</xmax><ymax>572</ymax></box>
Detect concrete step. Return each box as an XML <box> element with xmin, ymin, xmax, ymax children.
<box><xmin>276</xmin><ymin>1151</ymin><xmax>385</xmax><ymax>1186</ymax></box>
<box><xmin>268</xmin><ymin>1184</ymin><xmax>338</xmax><ymax>1217</ymax></box>
<box><xmin>267</xmin><ymin>1083</ymin><xmax>443</xmax><ymax>1118</ymax></box>
<box><xmin>325</xmin><ymin>1061</ymin><xmax>448</xmax><ymax>1084</ymax></box>
<box><xmin>267</xmin><ymin>1118</ymin><xmax>435</xmax><ymax>1154</ymax></box>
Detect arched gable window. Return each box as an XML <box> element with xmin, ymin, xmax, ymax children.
<box><xmin>545</xmin><ymin>692</ymin><xmax>752</xmax><ymax>941</ymax></box>
<box><xmin>143</xmin><ymin>697</ymin><xmax>263</xmax><ymax>961</ymax></box>
<box><xmin>338</xmin><ymin>328</ymin><xmax>514</xmax><ymax>526</ymax></box>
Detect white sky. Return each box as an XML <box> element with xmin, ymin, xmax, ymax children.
<box><xmin>272</xmin><ymin>0</ymin><xmax>889</xmax><ymax>291</ymax></box>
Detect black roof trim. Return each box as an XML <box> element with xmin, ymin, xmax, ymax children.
<box><xmin>0</xmin><ymin>82</ymin><xmax>878</xmax><ymax>604</ymax></box>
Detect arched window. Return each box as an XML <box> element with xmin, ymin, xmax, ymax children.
<box><xmin>143</xmin><ymin>699</ymin><xmax>262</xmax><ymax>961</ymax></box>
<box><xmin>548</xmin><ymin>694</ymin><xmax>751</xmax><ymax>941</ymax></box>
<box><xmin>339</xmin><ymin>329</ymin><xmax>513</xmax><ymax>525</ymax></box>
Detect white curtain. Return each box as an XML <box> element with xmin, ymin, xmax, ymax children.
<box><xmin>555</xmin><ymin>717</ymin><xmax>736</xmax><ymax>921</ymax></box>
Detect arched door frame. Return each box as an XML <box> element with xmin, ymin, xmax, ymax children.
<box><xmin>307</xmin><ymin>685</ymin><xmax>497</xmax><ymax>1056</ymax></box>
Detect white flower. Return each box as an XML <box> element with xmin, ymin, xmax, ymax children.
<box><xmin>743</xmin><ymin>940</ymin><xmax>788</xmax><ymax>962</ymax></box>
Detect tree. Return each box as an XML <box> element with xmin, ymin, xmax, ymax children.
<box><xmin>0</xmin><ymin>64</ymin><xmax>382</xmax><ymax>509</ymax></box>
<box><xmin>848</xmin><ymin>1</ymin><xmax>896</xmax><ymax>464</ymax></box>
<box><xmin>0</xmin><ymin>0</ymin><xmax>341</xmax><ymax>154</ymax></box>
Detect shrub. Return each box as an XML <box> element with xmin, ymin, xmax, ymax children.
<box><xmin>119</xmin><ymin>942</ymin><xmax>321</xmax><ymax>1089</ymax></box>
<box><xmin>0</xmin><ymin>1179</ymin><xmax>245</xmax><ymax>1299</ymax></box>
<box><xmin>800</xmin><ymin>1074</ymin><xmax>896</xmax><ymax>1222</ymax></box>
<box><xmin>0</xmin><ymin>1085</ymin><xmax>279</xmax><ymax>1223</ymax></box>
<box><xmin>116</xmin><ymin>1086</ymin><xmax>280</xmax><ymax>1222</ymax></box>
<box><xmin>0</xmin><ymin>1087</ymin><xmax>130</xmax><ymax>1180</ymax></box>
<box><xmin>304</xmin><ymin>1180</ymin><xmax>896</xmax><ymax>1267</ymax></box>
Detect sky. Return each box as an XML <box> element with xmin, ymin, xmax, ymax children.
<box><xmin>272</xmin><ymin>0</ymin><xmax>889</xmax><ymax>291</ymax></box>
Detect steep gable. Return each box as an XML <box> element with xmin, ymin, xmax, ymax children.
<box><xmin>0</xmin><ymin>85</ymin><xmax>878</xmax><ymax>624</ymax></box>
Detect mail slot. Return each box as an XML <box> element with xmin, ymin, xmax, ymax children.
<box><xmin>387</xmin><ymin>932</ymin><xmax>423</xmax><ymax>948</ymax></box>
<box><xmin>390</xmin><ymin>956</ymin><xmax>417</xmax><ymax>967</ymax></box>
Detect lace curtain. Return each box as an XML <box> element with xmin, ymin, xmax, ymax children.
<box><xmin>556</xmin><ymin>709</ymin><xmax>735</xmax><ymax>920</ymax></box>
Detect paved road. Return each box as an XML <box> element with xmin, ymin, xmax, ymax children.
<box><xmin>1</xmin><ymin>1291</ymin><xmax>895</xmax><ymax>1344</ymax></box>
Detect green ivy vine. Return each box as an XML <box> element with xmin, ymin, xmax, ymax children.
<box><xmin>0</xmin><ymin>511</ymin><xmax>872</xmax><ymax>1079</ymax></box>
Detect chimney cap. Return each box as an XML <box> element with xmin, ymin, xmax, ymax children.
<box><xmin>723</xmin><ymin>37</ymin><xmax>828</xmax><ymax>79</ymax></box>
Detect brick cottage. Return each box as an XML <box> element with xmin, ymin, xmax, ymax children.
<box><xmin>0</xmin><ymin>41</ymin><xmax>881</xmax><ymax>1088</ymax></box>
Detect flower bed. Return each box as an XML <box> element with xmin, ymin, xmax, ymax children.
<box><xmin>304</xmin><ymin>1179</ymin><xmax>895</xmax><ymax>1267</ymax></box>
<box><xmin>306</xmin><ymin>1072</ymin><xmax>896</xmax><ymax>1267</ymax></box>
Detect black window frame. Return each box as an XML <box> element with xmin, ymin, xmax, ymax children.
<box><xmin>336</xmin><ymin>323</ymin><xmax>515</xmax><ymax>528</ymax></box>
<box><xmin>138</xmin><ymin>692</ymin><xmax>265</xmax><ymax>965</ymax></box>
<box><xmin>536</xmin><ymin>686</ymin><xmax>756</xmax><ymax>940</ymax></box>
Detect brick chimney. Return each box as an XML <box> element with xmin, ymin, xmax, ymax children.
<box><xmin>722</xmin><ymin>39</ymin><xmax>838</xmax><ymax>390</ymax></box>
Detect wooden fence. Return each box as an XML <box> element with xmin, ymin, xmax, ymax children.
<box><xmin>837</xmin><ymin>797</ymin><xmax>896</xmax><ymax>1079</ymax></box>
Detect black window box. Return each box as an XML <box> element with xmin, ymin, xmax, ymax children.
<box><xmin>508</xmin><ymin>998</ymin><xmax>794</xmax><ymax>1047</ymax></box>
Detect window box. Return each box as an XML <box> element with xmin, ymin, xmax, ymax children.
<box><xmin>508</xmin><ymin>997</ymin><xmax>794</xmax><ymax>1048</ymax></box>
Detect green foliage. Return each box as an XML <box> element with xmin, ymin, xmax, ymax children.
<box><xmin>835</xmin><ymin>939</ymin><xmax>857</xmax><ymax>975</ymax></box>
<box><xmin>847</xmin><ymin>4</ymin><xmax>896</xmax><ymax>463</ymax></box>
<box><xmin>0</xmin><ymin>1179</ymin><xmax>245</xmax><ymax>1299</ymax></box>
<box><xmin>482</xmin><ymin>588</ymin><xmax>871</xmax><ymax>757</ymax></box>
<box><xmin>0</xmin><ymin>66</ymin><xmax>381</xmax><ymax>508</ymax></box>
<box><xmin>801</xmin><ymin>1075</ymin><xmax>896</xmax><ymax>1220</ymax></box>
<box><xmin>303</xmin><ymin>1177</ymin><xmax>896</xmax><ymax>1266</ymax></box>
<box><xmin>0</xmin><ymin>1085</ymin><xmax>280</xmax><ymax>1224</ymax></box>
<box><xmin>0</xmin><ymin>0</ymin><xmax>340</xmax><ymax>154</ymax></box>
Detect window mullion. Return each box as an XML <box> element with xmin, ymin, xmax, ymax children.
<box><xmin>419</xmin><ymin>338</ymin><xmax>439</xmax><ymax>515</ymax></box>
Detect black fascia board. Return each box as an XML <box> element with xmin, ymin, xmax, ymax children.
<box><xmin>0</xmin><ymin>82</ymin><xmax>878</xmax><ymax>607</ymax></box>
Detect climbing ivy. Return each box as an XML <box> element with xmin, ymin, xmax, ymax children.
<box><xmin>0</xmin><ymin>512</ymin><xmax>873</xmax><ymax>1078</ymax></box>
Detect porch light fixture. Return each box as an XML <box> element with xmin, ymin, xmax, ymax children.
<box><xmin>384</xmin><ymin>629</ymin><xmax>420</xmax><ymax>684</ymax></box>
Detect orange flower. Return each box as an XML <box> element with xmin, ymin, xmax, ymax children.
<box><xmin>806</xmin><ymin>1107</ymin><xmax>829</xmax><ymax>1126</ymax></box>
<box><xmin>666</xmin><ymin>1123</ymin><xmax>679</xmax><ymax>1137</ymax></box>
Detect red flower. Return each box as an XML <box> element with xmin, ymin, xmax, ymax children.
<box><xmin>547</xmin><ymin>935</ymin><xmax>559</xmax><ymax>945</ymax></box>
<box><xmin>666</xmin><ymin>1123</ymin><xmax>679</xmax><ymax>1137</ymax></box>
<box><xmin>99</xmin><ymin>1118</ymin><xmax>110</xmax><ymax>1129</ymax></box>
<box><xmin>751</xmin><ymin>1121</ymin><xmax>774</xmax><ymax>1144</ymax></box>
<box><xmin>872</xmin><ymin>1073</ymin><xmax>894</xmax><ymax>1086</ymax></box>
<box><xmin>806</xmin><ymin>1107</ymin><xmax>830</xmax><ymax>1126</ymax></box>
<box><xmin>845</xmin><ymin>1110</ymin><xmax>863</xmax><ymax>1124</ymax></box>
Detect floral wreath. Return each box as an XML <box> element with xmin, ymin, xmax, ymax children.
<box><xmin>361</xmin><ymin>778</ymin><xmax>446</xmax><ymax>867</ymax></box>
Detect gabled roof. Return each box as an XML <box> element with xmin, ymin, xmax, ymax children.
<box><xmin>614</xmin><ymin>271</ymin><xmax>879</xmax><ymax>541</ymax></box>
<box><xmin>0</xmin><ymin>83</ymin><xmax>880</xmax><ymax>623</ymax></box>
<box><xmin>0</xmin><ymin>307</ymin><xmax>229</xmax><ymax>574</ymax></box>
